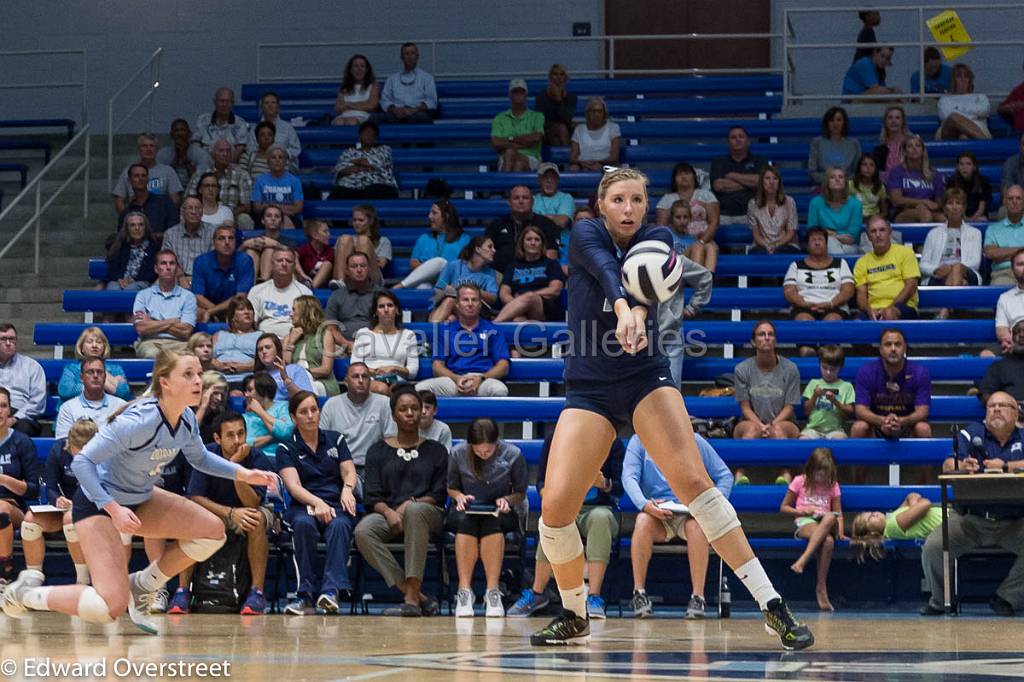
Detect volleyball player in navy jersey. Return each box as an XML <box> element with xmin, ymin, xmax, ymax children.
<box><xmin>0</xmin><ymin>350</ymin><xmax>278</xmax><ymax>635</ymax></box>
<box><xmin>531</xmin><ymin>168</ymin><xmax>813</xmax><ymax>650</ymax></box>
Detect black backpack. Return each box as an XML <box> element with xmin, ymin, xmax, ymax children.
<box><xmin>190</xmin><ymin>533</ymin><xmax>252</xmax><ymax>614</ymax></box>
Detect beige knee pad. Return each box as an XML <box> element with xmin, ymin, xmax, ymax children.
<box><xmin>179</xmin><ymin>534</ymin><xmax>226</xmax><ymax>562</ymax></box>
<box><xmin>537</xmin><ymin>517</ymin><xmax>584</xmax><ymax>565</ymax></box>
<box><xmin>62</xmin><ymin>523</ymin><xmax>79</xmax><ymax>544</ymax></box>
<box><xmin>20</xmin><ymin>521</ymin><xmax>43</xmax><ymax>542</ymax></box>
<box><xmin>688</xmin><ymin>487</ymin><xmax>741</xmax><ymax>542</ymax></box>
<box><xmin>76</xmin><ymin>587</ymin><xmax>114</xmax><ymax>624</ymax></box>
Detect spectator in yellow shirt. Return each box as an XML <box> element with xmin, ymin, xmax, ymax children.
<box><xmin>853</xmin><ymin>216</ymin><xmax>920</xmax><ymax>320</ymax></box>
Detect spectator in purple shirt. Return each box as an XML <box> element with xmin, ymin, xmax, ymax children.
<box><xmin>886</xmin><ymin>135</ymin><xmax>945</xmax><ymax>222</ymax></box>
<box><xmin>851</xmin><ymin>328</ymin><xmax>932</xmax><ymax>440</ymax></box>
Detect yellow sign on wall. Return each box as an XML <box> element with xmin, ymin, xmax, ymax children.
<box><xmin>926</xmin><ymin>10</ymin><xmax>972</xmax><ymax>61</ymax></box>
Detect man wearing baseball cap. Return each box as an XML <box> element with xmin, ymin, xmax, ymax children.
<box><xmin>491</xmin><ymin>78</ymin><xmax>545</xmax><ymax>172</ymax></box>
<box><xmin>533</xmin><ymin>162</ymin><xmax>574</xmax><ymax>229</ymax></box>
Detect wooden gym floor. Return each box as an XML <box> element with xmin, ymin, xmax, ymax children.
<box><xmin>1</xmin><ymin>610</ymin><xmax>1022</xmax><ymax>680</ymax></box>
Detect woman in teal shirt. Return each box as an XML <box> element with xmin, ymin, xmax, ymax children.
<box><xmin>395</xmin><ymin>199</ymin><xmax>471</xmax><ymax>290</ymax></box>
<box><xmin>428</xmin><ymin>236</ymin><xmax>499</xmax><ymax>322</ymax></box>
<box><xmin>807</xmin><ymin>167</ymin><xmax>863</xmax><ymax>255</ymax></box>
<box><xmin>242</xmin><ymin>372</ymin><xmax>294</xmax><ymax>458</ymax></box>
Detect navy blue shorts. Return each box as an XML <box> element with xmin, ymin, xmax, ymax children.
<box><xmin>565</xmin><ymin>372</ymin><xmax>677</xmax><ymax>430</ymax></box>
<box><xmin>71</xmin><ymin>488</ymin><xmax>142</xmax><ymax>524</ymax></box>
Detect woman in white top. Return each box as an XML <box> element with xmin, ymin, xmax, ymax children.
<box><xmin>333</xmin><ymin>54</ymin><xmax>381</xmax><ymax>126</ymax></box>
<box><xmin>654</xmin><ymin>162</ymin><xmax>720</xmax><ymax>272</ymax></box>
<box><xmin>937</xmin><ymin>63</ymin><xmax>991</xmax><ymax>140</ymax></box>
<box><xmin>195</xmin><ymin>172</ymin><xmax>234</xmax><ymax>229</ymax></box>
<box><xmin>746</xmin><ymin>166</ymin><xmax>799</xmax><ymax>254</ymax></box>
<box><xmin>350</xmin><ymin>291</ymin><xmax>419</xmax><ymax>395</ymax></box>
<box><xmin>919</xmin><ymin>187</ymin><xmax>983</xmax><ymax>319</ymax></box>
<box><xmin>569</xmin><ymin>97</ymin><xmax>621</xmax><ymax>171</ymax></box>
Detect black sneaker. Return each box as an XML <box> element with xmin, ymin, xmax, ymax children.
<box><xmin>530</xmin><ymin>609</ymin><xmax>590</xmax><ymax>646</ymax></box>
<box><xmin>762</xmin><ymin>598</ymin><xmax>815</xmax><ymax>651</ymax></box>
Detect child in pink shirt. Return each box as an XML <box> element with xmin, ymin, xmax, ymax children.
<box><xmin>780</xmin><ymin>447</ymin><xmax>844</xmax><ymax>611</ymax></box>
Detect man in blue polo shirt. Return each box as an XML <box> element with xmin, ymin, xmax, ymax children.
<box><xmin>842</xmin><ymin>46</ymin><xmax>901</xmax><ymax>97</ymax></box>
<box><xmin>920</xmin><ymin>391</ymin><xmax>1024</xmax><ymax>617</ymax></box>
<box><xmin>850</xmin><ymin>328</ymin><xmax>932</xmax><ymax>439</ymax></box>
<box><xmin>192</xmin><ymin>224</ymin><xmax>255</xmax><ymax>322</ymax></box>
<box><xmin>416</xmin><ymin>282</ymin><xmax>510</xmax><ymax>397</ymax></box>
<box><xmin>188</xmin><ymin>412</ymin><xmax>272</xmax><ymax>615</ymax></box>
<box><xmin>132</xmin><ymin>249</ymin><xmax>197</xmax><ymax>358</ymax></box>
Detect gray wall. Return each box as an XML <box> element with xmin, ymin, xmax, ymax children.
<box><xmin>772</xmin><ymin>1</ymin><xmax>1024</xmax><ymax>102</ymax></box>
<box><xmin>0</xmin><ymin>1</ymin><xmax>603</xmax><ymax>132</ymax></box>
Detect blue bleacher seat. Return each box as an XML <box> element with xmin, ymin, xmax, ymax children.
<box><xmin>241</xmin><ymin>75</ymin><xmax>785</xmax><ymax>104</ymax></box>
<box><xmin>0</xmin><ymin>118</ymin><xmax>75</xmax><ymax>140</ymax></box>
<box><xmin>0</xmin><ymin>138</ymin><xmax>50</xmax><ymax>163</ymax></box>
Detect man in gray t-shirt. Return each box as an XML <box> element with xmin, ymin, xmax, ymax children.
<box><xmin>324</xmin><ymin>252</ymin><xmax>379</xmax><ymax>354</ymax></box>
<box><xmin>319</xmin><ymin>362</ymin><xmax>396</xmax><ymax>468</ymax></box>
<box><xmin>732</xmin><ymin>322</ymin><xmax>802</xmax><ymax>439</ymax></box>
<box><xmin>112</xmin><ymin>133</ymin><xmax>183</xmax><ymax>213</ymax></box>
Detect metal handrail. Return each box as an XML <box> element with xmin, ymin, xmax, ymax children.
<box><xmin>256</xmin><ymin>33</ymin><xmax>783</xmax><ymax>83</ymax></box>
<box><xmin>0</xmin><ymin>125</ymin><xmax>91</xmax><ymax>274</ymax></box>
<box><xmin>107</xmin><ymin>48</ymin><xmax>162</xmax><ymax>192</ymax></box>
<box><xmin>783</xmin><ymin>4</ymin><xmax>1024</xmax><ymax>105</ymax></box>
<box><xmin>0</xmin><ymin>49</ymin><xmax>88</xmax><ymax>124</ymax></box>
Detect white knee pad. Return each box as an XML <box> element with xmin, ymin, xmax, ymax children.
<box><xmin>119</xmin><ymin>532</ymin><xmax>133</xmax><ymax>546</ymax></box>
<box><xmin>20</xmin><ymin>521</ymin><xmax>43</xmax><ymax>542</ymax></box>
<box><xmin>76</xmin><ymin>587</ymin><xmax>114</xmax><ymax>624</ymax></box>
<box><xmin>179</xmin><ymin>535</ymin><xmax>226</xmax><ymax>562</ymax></box>
<box><xmin>688</xmin><ymin>487</ymin><xmax>741</xmax><ymax>542</ymax></box>
<box><xmin>62</xmin><ymin>523</ymin><xmax>79</xmax><ymax>544</ymax></box>
<box><xmin>537</xmin><ymin>517</ymin><xmax>584</xmax><ymax>565</ymax></box>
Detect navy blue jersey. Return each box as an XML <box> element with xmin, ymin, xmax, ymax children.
<box><xmin>0</xmin><ymin>430</ymin><xmax>40</xmax><ymax>509</ymax></box>
<box><xmin>565</xmin><ymin>218</ymin><xmax>673</xmax><ymax>382</ymax></box>
<box><xmin>155</xmin><ymin>451</ymin><xmax>193</xmax><ymax>496</ymax></box>
<box><xmin>44</xmin><ymin>439</ymin><xmax>79</xmax><ymax>504</ymax></box>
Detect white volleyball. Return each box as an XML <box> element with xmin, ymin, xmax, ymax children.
<box><xmin>620</xmin><ymin>240</ymin><xmax>684</xmax><ymax>305</ymax></box>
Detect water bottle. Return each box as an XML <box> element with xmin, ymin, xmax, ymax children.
<box><xmin>719</xmin><ymin>575</ymin><xmax>731</xmax><ymax>618</ymax></box>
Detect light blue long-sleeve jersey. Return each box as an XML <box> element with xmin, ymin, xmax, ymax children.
<box><xmin>72</xmin><ymin>398</ymin><xmax>243</xmax><ymax>508</ymax></box>
<box><xmin>621</xmin><ymin>433</ymin><xmax>734</xmax><ymax>511</ymax></box>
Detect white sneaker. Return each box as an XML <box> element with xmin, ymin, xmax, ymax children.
<box><xmin>455</xmin><ymin>588</ymin><xmax>475</xmax><ymax>617</ymax></box>
<box><xmin>126</xmin><ymin>572</ymin><xmax>159</xmax><ymax>635</ymax></box>
<box><xmin>148</xmin><ymin>587</ymin><xmax>168</xmax><ymax>614</ymax></box>
<box><xmin>485</xmin><ymin>588</ymin><xmax>505</xmax><ymax>618</ymax></box>
<box><xmin>1</xmin><ymin>569</ymin><xmax>44</xmax><ymax>618</ymax></box>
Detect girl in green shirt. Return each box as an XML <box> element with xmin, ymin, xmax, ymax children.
<box><xmin>849</xmin><ymin>492</ymin><xmax>942</xmax><ymax>562</ymax></box>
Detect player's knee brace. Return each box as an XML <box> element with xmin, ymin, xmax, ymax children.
<box><xmin>537</xmin><ymin>517</ymin><xmax>584</xmax><ymax>565</ymax></box>
<box><xmin>76</xmin><ymin>587</ymin><xmax>114</xmax><ymax>624</ymax></box>
<box><xmin>62</xmin><ymin>523</ymin><xmax>78</xmax><ymax>544</ymax></box>
<box><xmin>688</xmin><ymin>487</ymin><xmax>741</xmax><ymax>542</ymax></box>
<box><xmin>20</xmin><ymin>521</ymin><xmax>43</xmax><ymax>542</ymax></box>
<box><xmin>179</xmin><ymin>534</ymin><xmax>226</xmax><ymax>562</ymax></box>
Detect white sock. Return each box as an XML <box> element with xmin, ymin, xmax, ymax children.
<box><xmin>26</xmin><ymin>564</ymin><xmax>42</xmax><ymax>572</ymax></box>
<box><xmin>74</xmin><ymin>564</ymin><xmax>90</xmax><ymax>585</ymax></box>
<box><xmin>135</xmin><ymin>562</ymin><xmax>171</xmax><ymax>592</ymax></box>
<box><xmin>735</xmin><ymin>557</ymin><xmax>780</xmax><ymax>610</ymax></box>
<box><xmin>559</xmin><ymin>583</ymin><xmax>587</xmax><ymax>619</ymax></box>
<box><xmin>23</xmin><ymin>586</ymin><xmax>53</xmax><ymax>611</ymax></box>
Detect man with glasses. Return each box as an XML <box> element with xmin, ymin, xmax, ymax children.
<box><xmin>0</xmin><ymin>324</ymin><xmax>45</xmax><ymax>436</ymax></box>
<box><xmin>192</xmin><ymin>225</ymin><xmax>255</xmax><ymax>323</ymax></box>
<box><xmin>111</xmin><ymin>133</ymin><xmax>183</xmax><ymax>213</ymax></box>
<box><xmin>162</xmin><ymin>196</ymin><xmax>216</xmax><ymax>289</ymax></box>
<box><xmin>54</xmin><ymin>358</ymin><xmax>126</xmax><ymax>438</ymax></box>
<box><xmin>920</xmin><ymin>391</ymin><xmax>1024</xmax><ymax>617</ymax></box>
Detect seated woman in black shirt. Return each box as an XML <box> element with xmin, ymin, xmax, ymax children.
<box><xmin>20</xmin><ymin>418</ymin><xmax>98</xmax><ymax>586</ymax></box>
<box><xmin>493</xmin><ymin>225</ymin><xmax>566</xmax><ymax>323</ymax></box>
<box><xmin>354</xmin><ymin>385</ymin><xmax>448</xmax><ymax>617</ymax></box>
<box><xmin>447</xmin><ymin>417</ymin><xmax>527</xmax><ymax>618</ymax></box>
<box><xmin>277</xmin><ymin>391</ymin><xmax>359</xmax><ymax>616</ymax></box>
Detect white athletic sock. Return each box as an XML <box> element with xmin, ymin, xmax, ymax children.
<box><xmin>559</xmin><ymin>583</ymin><xmax>587</xmax><ymax>619</ymax></box>
<box><xmin>74</xmin><ymin>564</ymin><xmax>90</xmax><ymax>585</ymax></box>
<box><xmin>735</xmin><ymin>557</ymin><xmax>780</xmax><ymax>610</ymax></box>
<box><xmin>23</xmin><ymin>586</ymin><xmax>53</xmax><ymax>611</ymax></box>
<box><xmin>136</xmin><ymin>562</ymin><xmax>171</xmax><ymax>592</ymax></box>
<box><xmin>26</xmin><ymin>564</ymin><xmax>42</xmax><ymax>572</ymax></box>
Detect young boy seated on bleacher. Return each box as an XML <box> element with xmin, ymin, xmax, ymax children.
<box><xmin>799</xmin><ymin>345</ymin><xmax>855</xmax><ymax>440</ymax></box>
